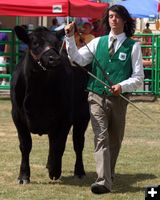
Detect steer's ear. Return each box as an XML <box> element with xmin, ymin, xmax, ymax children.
<box><xmin>14</xmin><ymin>26</ymin><xmax>29</xmax><ymax>44</ymax></box>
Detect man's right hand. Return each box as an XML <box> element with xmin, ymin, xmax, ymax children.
<box><xmin>65</xmin><ymin>22</ymin><xmax>75</xmax><ymax>37</ymax></box>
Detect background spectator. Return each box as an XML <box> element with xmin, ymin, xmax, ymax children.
<box><xmin>75</xmin><ymin>22</ymin><xmax>95</xmax><ymax>48</ymax></box>
<box><xmin>0</xmin><ymin>22</ymin><xmax>9</xmax><ymax>86</ymax></box>
<box><xmin>142</xmin><ymin>23</ymin><xmax>152</xmax><ymax>58</ymax></box>
<box><xmin>91</xmin><ymin>19</ymin><xmax>105</xmax><ymax>37</ymax></box>
<box><xmin>50</xmin><ymin>18</ymin><xmax>59</xmax><ymax>32</ymax></box>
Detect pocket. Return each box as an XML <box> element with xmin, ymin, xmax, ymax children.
<box><xmin>88</xmin><ymin>92</ymin><xmax>94</xmax><ymax>102</ymax></box>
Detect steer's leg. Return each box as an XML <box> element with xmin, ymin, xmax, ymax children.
<box><xmin>72</xmin><ymin>117</ymin><xmax>89</xmax><ymax>178</ymax></box>
<box><xmin>71</xmin><ymin>65</ymin><xmax>90</xmax><ymax>178</ymax></box>
<box><xmin>17</xmin><ymin>127</ymin><xmax>32</xmax><ymax>184</ymax></box>
<box><xmin>47</xmin><ymin>122</ymin><xmax>71</xmax><ymax>180</ymax></box>
<box><xmin>12</xmin><ymin>114</ymin><xmax>32</xmax><ymax>184</ymax></box>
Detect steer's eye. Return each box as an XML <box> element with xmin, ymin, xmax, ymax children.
<box><xmin>33</xmin><ymin>41</ymin><xmax>39</xmax><ymax>48</ymax></box>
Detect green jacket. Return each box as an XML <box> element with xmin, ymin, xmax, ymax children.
<box><xmin>87</xmin><ymin>35</ymin><xmax>135</xmax><ymax>95</ymax></box>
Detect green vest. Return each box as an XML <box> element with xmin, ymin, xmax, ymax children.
<box><xmin>87</xmin><ymin>35</ymin><xmax>135</xmax><ymax>95</ymax></box>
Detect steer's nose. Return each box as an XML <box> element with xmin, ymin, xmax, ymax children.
<box><xmin>48</xmin><ymin>56</ymin><xmax>54</xmax><ymax>64</ymax></box>
<box><xmin>48</xmin><ymin>55</ymin><xmax>61</xmax><ymax>65</ymax></box>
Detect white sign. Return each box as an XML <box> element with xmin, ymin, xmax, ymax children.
<box><xmin>52</xmin><ymin>5</ymin><xmax>62</xmax><ymax>13</ymax></box>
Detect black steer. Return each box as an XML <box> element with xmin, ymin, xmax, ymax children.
<box><xmin>10</xmin><ymin>26</ymin><xmax>90</xmax><ymax>184</ymax></box>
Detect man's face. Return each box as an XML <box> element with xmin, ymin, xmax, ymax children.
<box><xmin>82</xmin><ymin>23</ymin><xmax>92</xmax><ymax>34</ymax></box>
<box><xmin>108</xmin><ymin>10</ymin><xmax>126</xmax><ymax>34</ymax></box>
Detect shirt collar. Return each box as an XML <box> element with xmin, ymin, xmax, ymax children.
<box><xmin>109</xmin><ymin>32</ymin><xmax>126</xmax><ymax>42</ymax></box>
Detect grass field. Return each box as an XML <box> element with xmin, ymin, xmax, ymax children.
<box><xmin>0</xmin><ymin>98</ymin><xmax>160</xmax><ymax>200</ymax></box>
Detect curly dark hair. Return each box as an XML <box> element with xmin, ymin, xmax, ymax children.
<box><xmin>102</xmin><ymin>5</ymin><xmax>136</xmax><ymax>37</ymax></box>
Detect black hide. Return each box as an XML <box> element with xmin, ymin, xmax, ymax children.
<box><xmin>10</xmin><ymin>26</ymin><xmax>90</xmax><ymax>183</ymax></box>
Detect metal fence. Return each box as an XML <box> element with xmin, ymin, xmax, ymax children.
<box><xmin>133</xmin><ymin>33</ymin><xmax>160</xmax><ymax>96</ymax></box>
<box><xmin>0</xmin><ymin>29</ymin><xmax>16</xmax><ymax>90</ymax></box>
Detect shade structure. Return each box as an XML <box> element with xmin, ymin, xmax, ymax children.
<box><xmin>158</xmin><ymin>2</ymin><xmax>160</xmax><ymax>12</ymax></box>
<box><xmin>0</xmin><ymin>0</ymin><xmax>109</xmax><ymax>19</ymax></box>
<box><xmin>117</xmin><ymin>0</ymin><xmax>159</xmax><ymax>18</ymax></box>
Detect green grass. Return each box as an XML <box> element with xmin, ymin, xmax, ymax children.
<box><xmin>0</xmin><ymin>98</ymin><xmax>160</xmax><ymax>200</ymax></box>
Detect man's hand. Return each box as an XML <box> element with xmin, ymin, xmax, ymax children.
<box><xmin>110</xmin><ymin>84</ymin><xmax>122</xmax><ymax>96</ymax></box>
<box><xmin>65</xmin><ymin>22</ymin><xmax>75</xmax><ymax>37</ymax></box>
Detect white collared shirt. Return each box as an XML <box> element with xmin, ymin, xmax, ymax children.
<box><xmin>108</xmin><ymin>32</ymin><xmax>126</xmax><ymax>53</ymax></box>
<box><xmin>65</xmin><ymin>32</ymin><xmax>144</xmax><ymax>93</ymax></box>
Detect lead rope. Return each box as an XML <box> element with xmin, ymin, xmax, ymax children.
<box><xmin>59</xmin><ymin>39</ymin><xmax>65</xmax><ymax>55</ymax></box>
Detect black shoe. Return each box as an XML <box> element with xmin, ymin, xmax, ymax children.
<box><xmin>91</xmin><ymin>183</ymin><xmax>111</xmax><ymax>194</ymax></box>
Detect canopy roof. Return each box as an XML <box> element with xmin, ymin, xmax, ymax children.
<box><xmin>0</xmin><ymin>0</ymin><xmax>109</xmax><ymax>18</ymax></box>
<box><xmin>117</xmin><ymin>0</ymin><xmax>159</xmax><ymax>18</ymax></box>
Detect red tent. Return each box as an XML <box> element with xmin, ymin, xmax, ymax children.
<box><xmin>0</xmin><ymin>0</ymin><xmax>109</xmax><ymax>18</ymax></box>
<box><xmin>158</xmin><ymin>2</ymin><xmax>160</xmax><ymax>12</ymax></box>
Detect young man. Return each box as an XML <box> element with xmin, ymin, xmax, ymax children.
<box><xmin>65</xmin><ymin>5</ymin><xmax>144</xmax><ymax>194</ymax></box>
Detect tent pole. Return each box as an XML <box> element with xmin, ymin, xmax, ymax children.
<box><xmin>16</xmin><ymin>16</ymin><xmax>20</xmax><ymax>25</ymax></box>
<box><xmin>140</xmin><ymin>18</ymin><xmax>143</xmax><ymax>32</ymax></box>
<box><xmin>67</xmin><ymin>16</ymin><xmax>69</xmax><ymax>24</ymax></box>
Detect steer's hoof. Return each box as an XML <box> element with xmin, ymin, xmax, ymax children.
<box><xmin>17</xmin><ymin>178</ymin><xmax>30</xmax><ymax>184</ymax></box>
<box><xmin>74</xmin><ymin>174</ymin><xmax>86</xmax><ymax>179</ymax></box>
<box><xmin>74</xmin><ymin>165</ymin><xmax>86</xmax><ymax>179</ymax></box>
<box><xmin>46</xmin><ymin>163</ymin><xmax>49</xmax><ymax>169</ymax></box>
<box><xmin>49</xmin><ymin>170</ymin><xmax>61</xmax><ymax>181</ymax></box>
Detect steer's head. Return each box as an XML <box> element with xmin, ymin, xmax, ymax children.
<box><xmin>15</xmin><ymin>26</ymin><xmax>65</xmax><ymax>71</ymax></box>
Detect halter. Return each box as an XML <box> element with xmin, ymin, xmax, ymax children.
<box><xmin>30</xmin><ymin>46</ymin><xmax>53</xmax><ymax>71</ymax></box>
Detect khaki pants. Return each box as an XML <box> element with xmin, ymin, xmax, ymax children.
<box><xmin>88</xmin><ymin>92</ymin><xmax>128</xmax><ymax>191</ymax></box>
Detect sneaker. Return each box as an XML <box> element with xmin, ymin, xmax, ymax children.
<box><xmin>1</xmin><ymin>80</ymin><xmax>6</xmax><ymax>86</ymax></box>
<box><xmin>91</xmin><ymin>183</ymin><xmax>111</xmax><ymax>194</ymax></box>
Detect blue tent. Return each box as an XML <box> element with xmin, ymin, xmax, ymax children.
<box><xmin>116</xmin><ymin>0</ymin><xmax>159</xmax><ymax>18</ymax></box>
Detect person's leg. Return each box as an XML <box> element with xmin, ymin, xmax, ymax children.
<box><xmin>0</xmin><ymin>57</ymin><xmax>7</xmax><ymax>85</ymax></box>
<box><xmin>88</xmin><ymin>92</ymin><xmax>112</xmax><ymax>193</ymax></box>
<box><xmin>108</xmin><ymin>96</ymin><xmax>128</xmax><ymax>180</ymax></box>
<box><xmin>1</xmin><ymin>68</ymin><xmax>7</xmax><ymax>85</ymax></box>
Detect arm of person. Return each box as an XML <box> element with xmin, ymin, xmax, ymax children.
<box><xmin>65</xmin><ymin>36</ymin><xmax>100</xmax><ymax>66</ymax></box>
<box><xmin>118</xmin><ymin>42</ymin><xmax>144</xmax><ymax>93</ymax></box>
<box><xmin>4</xmin><ymin>44</ymin><xmax>9</xmax><ymax>61</ymax></box>
<box><xmin>4</xmin><ymin>34</ymin><xmax>9</xmax><ymax>61</ymax></box>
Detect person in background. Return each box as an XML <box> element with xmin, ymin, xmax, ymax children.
<box><xmin>91</xmin><ymin>19</ymin><xmax>105</xmax><ymax>37</ymax></box>
<box><xmin>65</xmin><ymin>5</ymin><xmax>144</xmax><ymax>194</ymax></box>
<box><xmin>142</xmin><ymin>23</ymin><xmax>152</xmax><ymax>58</ymax></box>
<box><xmin>50</xmin><ymin>18</ymin><xmax>59</xmax><ymax>32</ymax></box>
<box><xmin>142</xmin><ymin>23</ymin><xmax>152</xmax><ymax>41</ymax></box>
<box><xmin>0</xmin><ymin>22</ymin><xmax>9</xmax><ymax>86</ymax></box>
<box><xmin>75</xmin><ymin>22</ymin><xmax>95</xmax><ymax>49</ymax></box>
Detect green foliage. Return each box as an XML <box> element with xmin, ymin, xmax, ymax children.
<box><xmin>0</xmin><ymin>99</ymin><xmax>160</xmax><ymax>200</ymax></box>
